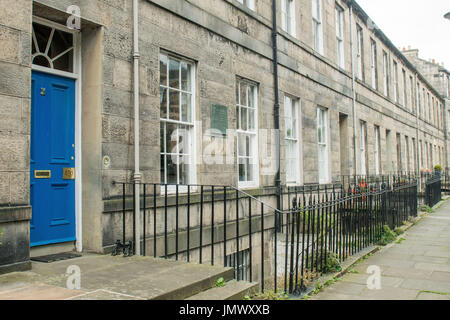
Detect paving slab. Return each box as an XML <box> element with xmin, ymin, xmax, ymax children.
<box><xmin>0</xmin><ymin>284</ymin><xmax>84</xmax><ymax>300</ymax></box>
<box><xmin>400</xmin><ymin>278</ymin><xmax>450</xmax><ymax>293</ymax></box>
<box><xmin>415</xmin><ymin>292</ymin><xmax>450</xmax><ymax>300</ymax></box>
<box><xmin>429</xmin><ymin>271</ymin><xmax>450</xmax><ymax>282</ymax></box>
<box><xmin>358</xmin><ymin>286</ymin><xmax>420</xmax><ymax>300</ymax></box>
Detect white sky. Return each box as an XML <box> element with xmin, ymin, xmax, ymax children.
<box><xmin>356</xmin><ymin>0</ymin><xmax>450</xmax><ymax>69</ymax></box>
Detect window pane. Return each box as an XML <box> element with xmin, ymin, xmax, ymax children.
<box><xmin>178</xmin><ymin>125</ymin><xmax>188</xmax><ymax>154</ymax></box>
<box><xmin>181</xmin><ymin>62</ymin><xmax>191</xmax><ymax>92</ymax></box>
<box><xmin>247</xmin><ymin>159</ymin><xmax>253</xmax><ymax>182</ymax></box>
<box><xmin>169</xmin><ymin>58</ymin><xmax>180</xmax><ymax>89</ymax></box>
<box><xmin>292</xmin><ymin>118</ymin><xmax>297</xmax><ymax>138</ymax></box>
<box><xmin>160</xmin><ymin>54</ymin><xmax>168</xmax><ymax>86</ymax></box>
<box><xmin>166</xmin><ymin>155</ymin><xmax>177</xmax><ymax>184</ymax></box>
<box><xmin>180</xmin><ymin>156</ymin><xmax>189</xmax><ymax>185</ymax></box>
<box><xmin>160</xmin><ymin>123</ymin><xmax>165</xmax><ymax>153</ymax></box>
<box><xmin>236</xmin><ymin>105</ymin><xmax>241</xmax><ymax>129</ymax></box>
<box><xmin>238</xmin><ymin>134</ymin><xmax>246</xmax><ymax>157</ymax></box>
<box><xmin>248</xmin><ymin>109</ymin><xmax>255</xmax><ymax>131</ymax></box>
<box><xmin>246</xmin><ymin>135</ymin><xmax>251</xmax><ymax>156</ymax></box>
<box><xmin>166</xmin><ymin>123</ymin><xmax>177</xmax><ymax>154</ymax></box>
<box><xmin>318</xmin><ymin>127</ymin><xmax>322</xmax><ymax>143</ymax></box>
<box><xmin>33</xmin><ymin>23</ymin><xmax>52</xmax><ymax>53</ymax></box>
<box><xmin>169</xmin><ymin>90</ymin><xmax>180</xmax><ymax>121</ymax></box>
<box><xmin>181</xmin><ymin>93</ymin><xmax>192</xmax><ymax>122</ymax></box>
<box><xmin>248</xmin><ymin>85</ymin><xmax>255</xmax><ymax>108</ymax></box>
<box><xmin>240</xmin><ymin>107</ymin><xmax>248</xmax><ymax>131</ymax></box>
<box><xmin>236</xmin><ymin>82</ymin><xmax>240</xmax><ymax>105</ymax></box>
<box><xmin>160</xmin><ymin>155</ymin><xmax>166</xmax><ymax>184</ymax></box>
<box><xmin>160</xmin><ymin>87</ymin><xmax>167</xmax><ymax>119</ymax></box>
<box><xmin>239</xmin><ymin>160</ymin><xmax>246</xmax><ymax>182</ymax></box>
<box><xmin>240</xmin><ymin>83</ymin><xmax>247</xmax><ymax>106</ymax></box>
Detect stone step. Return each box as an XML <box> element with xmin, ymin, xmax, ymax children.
<box><xmin>26</xmin><ymin>254</ymin><xmax>236</xmax><ymax>300</ymax></box>
<box><xmin>150</xmin><ymin>262</ymin><xmax>235</xmax><ymax>300</ymax></box>
<box><xmin>186</xmin><ymin>280</ymin><xmax>259</xmax><ymax>300</ymax></box>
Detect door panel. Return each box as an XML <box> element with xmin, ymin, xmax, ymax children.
<box><xmin>30</xmin><ymin>71</ymin><xmax>76</xmax><ymax>247</ymax></box>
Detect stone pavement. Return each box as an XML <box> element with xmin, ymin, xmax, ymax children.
<box><xmin>311</xmin><ymin>200</ymin><xmax>450</xmax><ymax>300</ymax></box>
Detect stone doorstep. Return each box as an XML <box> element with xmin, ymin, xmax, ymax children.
<box><xmin>0</xmin><ymin>261</ymin><xmax>32</xmax><ymax>276</ymax></box>
<box><xmin>0</xmin><ymin>254</ymin><xmax>240</xmax><ymax>300</ymax></box>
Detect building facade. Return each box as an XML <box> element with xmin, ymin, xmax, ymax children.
<box><xmin>402</xmin><ymin>48</ymin><xmax>450</xmax><ymax>172</ymax></box>
<box><xmin>0</xmin><ymin>0</ymin><xmax>447</xmax><ymax>273</ymax></box>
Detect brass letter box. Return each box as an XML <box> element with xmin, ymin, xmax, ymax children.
<box><xmin>34</xmin><ymin>170</ymin><xmax>51</xmax><ymax>179</ymax></box>
<box><xmin>63</xmin><ymin>168</ymin><xmax>75</xmax><ymax>180</ymax></box>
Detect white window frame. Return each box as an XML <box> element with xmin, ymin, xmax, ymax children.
<box><xmin>392</xmin><ymin>60</ymin><xmax>399</xmax><ymax>103</ymax></box>
<box><xmin>284</xmin><ymin>95</ymin><xmax>301</xmax><ymax>186</ymax></box>
<box><xmin>159</xmin><ymin>53</ymin><xmax>197</xmax><ymax>191</ymax></box>
<box><xmin>402</xmin><ymin>69</ymin><xmax>407</xmax><ymax>108</ymax></box>
<box><xmin>281</xmin><ymin>0</ymin><xmax>296</xmax><ymax>37</ymax></box>
<box><xmin>317</xmin><ymin>107</ymin><xmax>330</xmax><ymax>184</ymax></box>
<box><xmin>237</xmin><ymin>0</ymin><xmax>255</xmax><ymax>11</ymax></box>
<box><xmin>236</xmin><ymin>78</ymin><xmax>259</xmax><ymax>189</ymax></box>
<box><xmin>405</xmin><ymin>136</ymin><xmax>410</xmax><ymax>172</ymax></box>
<box><xmin>374</xmin><ymin>126</ymin><xmax>381</xmax><ymax>175</ymax></box>
<box><xmin>312</xmin><ymin>0</ymin><xmax>324</xmax><ymax>55</ymax></box>
<box><xmin>370</xmin><ymin>39</ymin><xmax>377</xmax><ymax>90</ymax></box>
<box><xmin>382</xmin><ymin>51</ymin><xmax>389</xmax><ymax>96</ymax></box>
<box><xmin>360</xmin><ymin>121</ymin><xmax>367</xmax><ymax>176</ymax></box>
<box><xmin>432</xmin><ymin>97</ymin><xmax>435</xmax><ymax>125</ymax></box>
<box><xmin>417</xmin><ymin>83</ymin><xmax>422</xmax><ymax>117</ymax></box>
<box><xmin>419</xmin><ymin>140</ymin><xmax>423</xmax><ymax>169</ymax></box>
<box><xmin>410</xmin><ymin>76</ymin><xmax>414</xmax><ymax>113</ymax></box>
<box><xmin>396</xmin><ymin>133</ymin><xmax>402</xmax><ymax>172</ymax></box>
<box><xmin>356</xmin><ymin>25</ymin><xmax>363</xmax><ymax>80</ymax></box>
<box><xmin>335</xmin><ymin>5</ymin><xmax>345</xmax><ymax>68</ymax></box>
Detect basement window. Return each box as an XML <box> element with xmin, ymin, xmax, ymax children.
<box><xmin>225</xmin><ymin>249</ymin><xmax>249</xmax><ymax>281</ymax></box>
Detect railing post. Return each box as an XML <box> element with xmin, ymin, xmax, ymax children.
<box><xmin>260</xmin><ymin>202</ymin><xmax>264</xmax><ymax>292</ymax></box>
<box><xmin>223</xmin><ymin>187</ymin><xmax>227</xmax><ymax>268</ymax></box>
<box><xmin>211</xmin><ymin>186</ymin><xmax>215</xmax><ymax>266</ymax></box>
<box><xmin>143</xmin><ymin>184</ymin><xmax>146</xmax><ymax>256</ymax></box>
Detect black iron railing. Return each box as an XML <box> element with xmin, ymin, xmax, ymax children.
<box><xmin>425</xmin><ymin>174</ymin><xmax>442</xmax><ymax>207</ymax></box>
<box><xmin>441</xmin><ymin>170</ymin><xmax>450</xmax><ymax>193</ymax></box>
<box><xmin>110</xmin><ymin>175</ymin><xmax>419</xmax><ymax>296</ymax></box>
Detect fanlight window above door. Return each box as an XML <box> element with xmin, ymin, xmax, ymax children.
<box><xmin>32</xmin><ymin>22</ymin><xmax>74</xmax><ymax>73</ymax></box>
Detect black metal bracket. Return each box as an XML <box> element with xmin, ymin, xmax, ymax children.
<box><xmin>112</xmin><ymin>240</ymin><xmax>133</xmax><ymax>257</ymax></box>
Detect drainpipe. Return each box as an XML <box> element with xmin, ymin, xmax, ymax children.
<box><xmin>133</xmin><ymin>0</ymin><xmax>141</xmax><ymax>256</ymax></box>
<box><xmin>272</xmin><ymin>1</ymin><xmax>281</xmax><ymax>204</ymax></box>
<box><xmin>272</xmin><ymin>0</ymin><xmax>282</xmax><ymax>227</ymax></box>
<box><xmin>349</xmin><ymin>4</ymin><xmax>358</xmax><ymax>176</ymax></box>
<box><xmin>414</xmin><ymin>73</ymin><xmax>420</xmax><ymax>175</ymax></box>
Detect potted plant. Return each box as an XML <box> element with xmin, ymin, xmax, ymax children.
<box><xmin>434</xmin><ymin>165</ymin><xmax>442</xmax><ymax>177</ymax></box>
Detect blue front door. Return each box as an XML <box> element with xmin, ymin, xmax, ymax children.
<box><xmin>30</xmin><ymin>71</ymin><xmax>76</xmax><ymax>247</ymax></box>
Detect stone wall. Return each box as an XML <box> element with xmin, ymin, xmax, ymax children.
<box><xmin>0</xmin><ymin>0</ymin><xmax>32</xmax><ymax>273</ymax></box>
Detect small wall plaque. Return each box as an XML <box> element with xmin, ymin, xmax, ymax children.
<box><xmin>210</xmin><ymin>104</ymin><xmax>228</xmax><ymax>136</ymax></box>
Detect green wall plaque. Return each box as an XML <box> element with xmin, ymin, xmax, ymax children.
<box><xmin>210</xmin><ymin>104</ymin><xmax>228</xmax><ymax>136</ymax></box>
